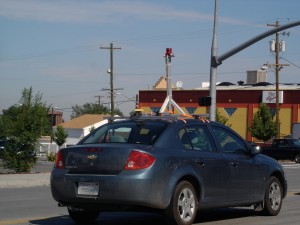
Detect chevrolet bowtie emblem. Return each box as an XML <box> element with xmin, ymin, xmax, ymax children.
<box><xmin>87</xmin><ymin>154</ymin><xmax>97</xmax><ymax>160</ymax></box>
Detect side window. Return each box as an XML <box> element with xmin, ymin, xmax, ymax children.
<box><xmin>179</xmin><ymin>128</ymin><xmax>193</xmax><ymax>150</ymax></box>
<box><xmin>179</xmin><ymin>126</ymin><xmax>215</xmax><ymax>152</ymax></box>
<box><xmin>278</xmin><ymin>140</ymin><xmax>288</xmax><ymax>148</ymax></box>
<box><xmin>212</xmin><ymin>126</ymin><xmax>247</xmax><ymax>154</ymax></box>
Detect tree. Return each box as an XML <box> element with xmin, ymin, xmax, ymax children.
<box><xmin>71</xmin><ymin>102</ymin><xmax>123</xmax><ymax>119</ymax></box>
<box><xmin>249</xmin><ymin>103</ymin><xmax>277</xmax><ymax>142</ymax></box>
<box><xmin>0</xmin><ymin>87</ymin><xmax>51</xmax><ymax>172</ymax></box>
<box><xmin>51</xmin><ymin>126</ymin><xmax>68</xmax><ymax>149</ymax></box>
<box><xmin>216</xmin><ymin>109</ymin><xmax>231</xmax><ymax>127</ymax></box>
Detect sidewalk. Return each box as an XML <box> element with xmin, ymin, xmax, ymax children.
<box><xmin>0</xmin><ymin>160</ymin><xmax>54</xmax><ymax>188</ymax></box>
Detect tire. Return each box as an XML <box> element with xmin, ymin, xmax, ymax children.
<box><xmin>165</xmin><ymin>181</ymin><xmax>198</xmax><ymax>225</ymax></box>
<box><xmin>68</xmin><ymin>207</ymin><xmax>99</xmax><ymax>224</ymax></box>
<box><xmin>294</xmin><ymin>154</ymin><xmax>300</xmax><ymax>163</ymax></box>
<box><xmin>262</xmin><ymin>176</ymin><xmax>283</xmax><ymax>216</ymax></box>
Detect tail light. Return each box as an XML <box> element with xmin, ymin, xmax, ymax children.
<box><xmin>124</xmin><ymin>150</ymin><xmax>156</xmax><ymax>170</ymax></box>
<box><xmin>55</xmin><ymin>150</ymin><xmax>64</xmax><ymax>169</ymax></box>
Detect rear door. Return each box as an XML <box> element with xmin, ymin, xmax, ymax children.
<box><xmin>178</xmin><ymin>125</ymin><xmax>230</xmax><ymax>205</ymax></box>
<box><xmin>277</xmin><ymin>139</ymin><xmax>294</xmax><ymax>159</ymax></box>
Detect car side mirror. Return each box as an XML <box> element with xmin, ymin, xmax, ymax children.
<box><xmin>250</xmin><ymin>145</ymin><xmax>261</xmax><ymax>155</ymax></box>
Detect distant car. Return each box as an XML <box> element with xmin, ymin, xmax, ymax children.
<box><xmin>0</xmin><ymin>139</ymin><xmax>5</xmax><ymax>152</ymax></box>
<box><xmin>51</xmin><ymin>115</ymin><xmax>287</xmax><ymax>225</ymax></box>
<box><xmin>261</xmin><ymin>138</ymin><xmax>300</xmax><ymax>163</ymax></box>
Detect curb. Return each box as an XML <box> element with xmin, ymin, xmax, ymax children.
<box><xmin>0</xmin><ymin>160</ymin><xmax>53</xmax><ymax>188</ymax></box>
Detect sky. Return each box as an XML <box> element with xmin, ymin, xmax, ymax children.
<box><xmin>1</xmin><ymin>0</ymin><xmax>300</xmax><ymax>120</ymax></box>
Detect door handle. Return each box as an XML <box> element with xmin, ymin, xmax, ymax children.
<box><xmin>229</xmin><ymin>162</ymin><xmax>239</xmax><ymax>168</ymax></box>
<box><xmin>193</xmin><ymin>160</ymin><xmax>205</xmax><ymax>166</ymax></box>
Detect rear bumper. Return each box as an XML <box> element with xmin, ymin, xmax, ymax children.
<box><xmin>50</xmin><ymin>169</ymin><xmax>170</xmax><ymax>210</ymax></box>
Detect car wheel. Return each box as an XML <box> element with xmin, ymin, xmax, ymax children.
<box><xmin>262</xmin><ymin>176</ymin><xmax>283</xmax><ymax>216</ymax></box>
<box><xmin>68</xmin><ymin>207</ymin><xmax>99</xmax><ymax>224</ymax></box>
<box><xmin>165</xmin><ymin>181</ymin><xmax>198</xmax><ymax>225</ymax></box>
<box><xmin>294</xmin><ymin>154</ymin><xmax>300</xmax><ymax>163</ymax></box>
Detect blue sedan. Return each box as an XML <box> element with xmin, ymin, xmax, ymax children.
<box><xmin>51</xmin><ymin>115</ymin><xmax>287</xmax><ymax>225</ymax></box>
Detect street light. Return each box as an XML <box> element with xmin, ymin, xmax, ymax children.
<box><xmin>115</xmin><ymin>92</ymin><xmax>138</xmax><ymax>109</ymax></box>
<box><xmin>208</xmin><ymin>3</ymin><xmax>299</xmax><ymax>123</ymax></box>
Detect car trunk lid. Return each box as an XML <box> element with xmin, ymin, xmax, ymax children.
<box><xmin>61</xmin><ymin>144</ymin><xmax>151</xmax><ymax>175</ymax></box>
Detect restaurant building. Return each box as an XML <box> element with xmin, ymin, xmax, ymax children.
<box><xmin>137</xmin><ymin>73</ymin><xmax>300</xmax><ymax>141</ymax></box>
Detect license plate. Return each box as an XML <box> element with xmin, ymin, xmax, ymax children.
<box><xmin>78</xmin><ymin>182</ymin><xmax>99</xmax><ymax>196</ymax></box>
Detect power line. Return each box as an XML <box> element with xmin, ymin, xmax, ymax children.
<box><xmin>0</xmin><ymin>22</ymin><xmax>268</xmax><ymax>61</ymax></box>
<box><xmin>114</xmin><ymin>71</ymin><xmax>244</xmax><ymax>76</ymax></box>
<box><xmin>0</xmin><ymin>44</ymin><xmax>97</xmax><ymax>61</ymax></box>
<box><xmin>280</xmin><ymin>57</ymin><xmax>300</xmax><ymax>69</ymax></box>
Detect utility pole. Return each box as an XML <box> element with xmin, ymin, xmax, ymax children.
<box><xmin>94</xmin><ymin>95</ymin><xmax>104</xmax><ymax>112</ymax></box>
<box><xmin>135</xmin><ymin>94</ymin><xmax>139</xmax><ymax>109</ymax></box>
<box><xmin>100</xmin><ymin>42</ymin><xmax>121</xmax><ymax>117</ymax></box>
<box><xmin>267</xmin><ymin>21</ymin><xmax>289</xmax><ymax>138</ymax></box>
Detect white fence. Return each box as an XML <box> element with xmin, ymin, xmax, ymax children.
<box><xmin>37</xmin><ymin>137</ymin><xmax>67</xmax><ymax>157</ymax></box>
<box><xmin>37</xmin><ymin>142</ymin><xmax>58</xmax><ymax>156</ymax></box>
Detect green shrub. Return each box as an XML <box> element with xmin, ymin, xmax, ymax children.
<box><xmin>47</xmin><ymin>152</ymin><xmax>56</xmax><ymax>162</ymax></box>
<box><xmin>1</xmin><ymin>137</ymin><xmax>37</xmax><ymax>173</ymax></box>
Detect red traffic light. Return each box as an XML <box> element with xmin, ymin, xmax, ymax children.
<box><xmin>165</xmin><ymin>48</ymin><xmax>174</xmax><ymax>57</ymax></box>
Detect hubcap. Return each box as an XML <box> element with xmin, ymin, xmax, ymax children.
<box><xmin>177</xmin><ymin>188</ymin><xmax>195</xmax><ymax>222</ymax></box>
<box><xmin>268</xmin><ymin>182</ymin><xmax>281</xmax><ymax>211</ymax></box>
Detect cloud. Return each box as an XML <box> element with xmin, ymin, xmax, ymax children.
<box><xmin>0</xmin><ymin>0</ymin><xmax>244</xmax><ymax>25</ymax></box>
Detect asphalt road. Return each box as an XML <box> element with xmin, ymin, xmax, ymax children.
<box><xmin>0</xmin><ymin>163</ymin><xmax>299</xmax><ymax>225</ymax></box>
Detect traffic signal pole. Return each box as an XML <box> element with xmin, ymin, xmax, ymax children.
<box><xmin>209</xmin><ymin>9</ymin><xmax>300</xmax><ymax>121</ymax></box>
<box><xmin>159</xmin><ymin>48</ymin><xmax>185</xmax><ymax>114</ymax></box>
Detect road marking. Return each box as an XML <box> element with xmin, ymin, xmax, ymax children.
<box><xmin>0</xmin><ymin>217</ymin><xmax>42</xmax><ymax>225</ymax></box>
<box><xmin>287</xmin><ymin>191</ymin><xmax>300</xmax><ymax>197</ymax></box>
<box><xmin>282</xmin><ymin>163</ymin><xmax>300</xmax><ymax>168</ymax></box>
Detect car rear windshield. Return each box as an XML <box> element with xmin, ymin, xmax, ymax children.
<box><xmin>80</xmin><ymin>121</ymin><xmax>167</xmax><ymax>145</ymax></box>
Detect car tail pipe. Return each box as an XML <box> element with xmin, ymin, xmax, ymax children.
<box><xmin>58</xmin><ymin>202</ymin><xmax>66</xmax><ymax>207</ymax></box>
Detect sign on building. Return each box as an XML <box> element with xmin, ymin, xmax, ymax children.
<box><xmin>262</xmin><ymin>91</ymin><xmax>283</xmax><ymax>103</ymax></box>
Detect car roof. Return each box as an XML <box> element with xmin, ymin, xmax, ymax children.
<box><xmin>105</xmin><ymin>114</ymin><xmax>221</xmax><ymax>127</ymax></box>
